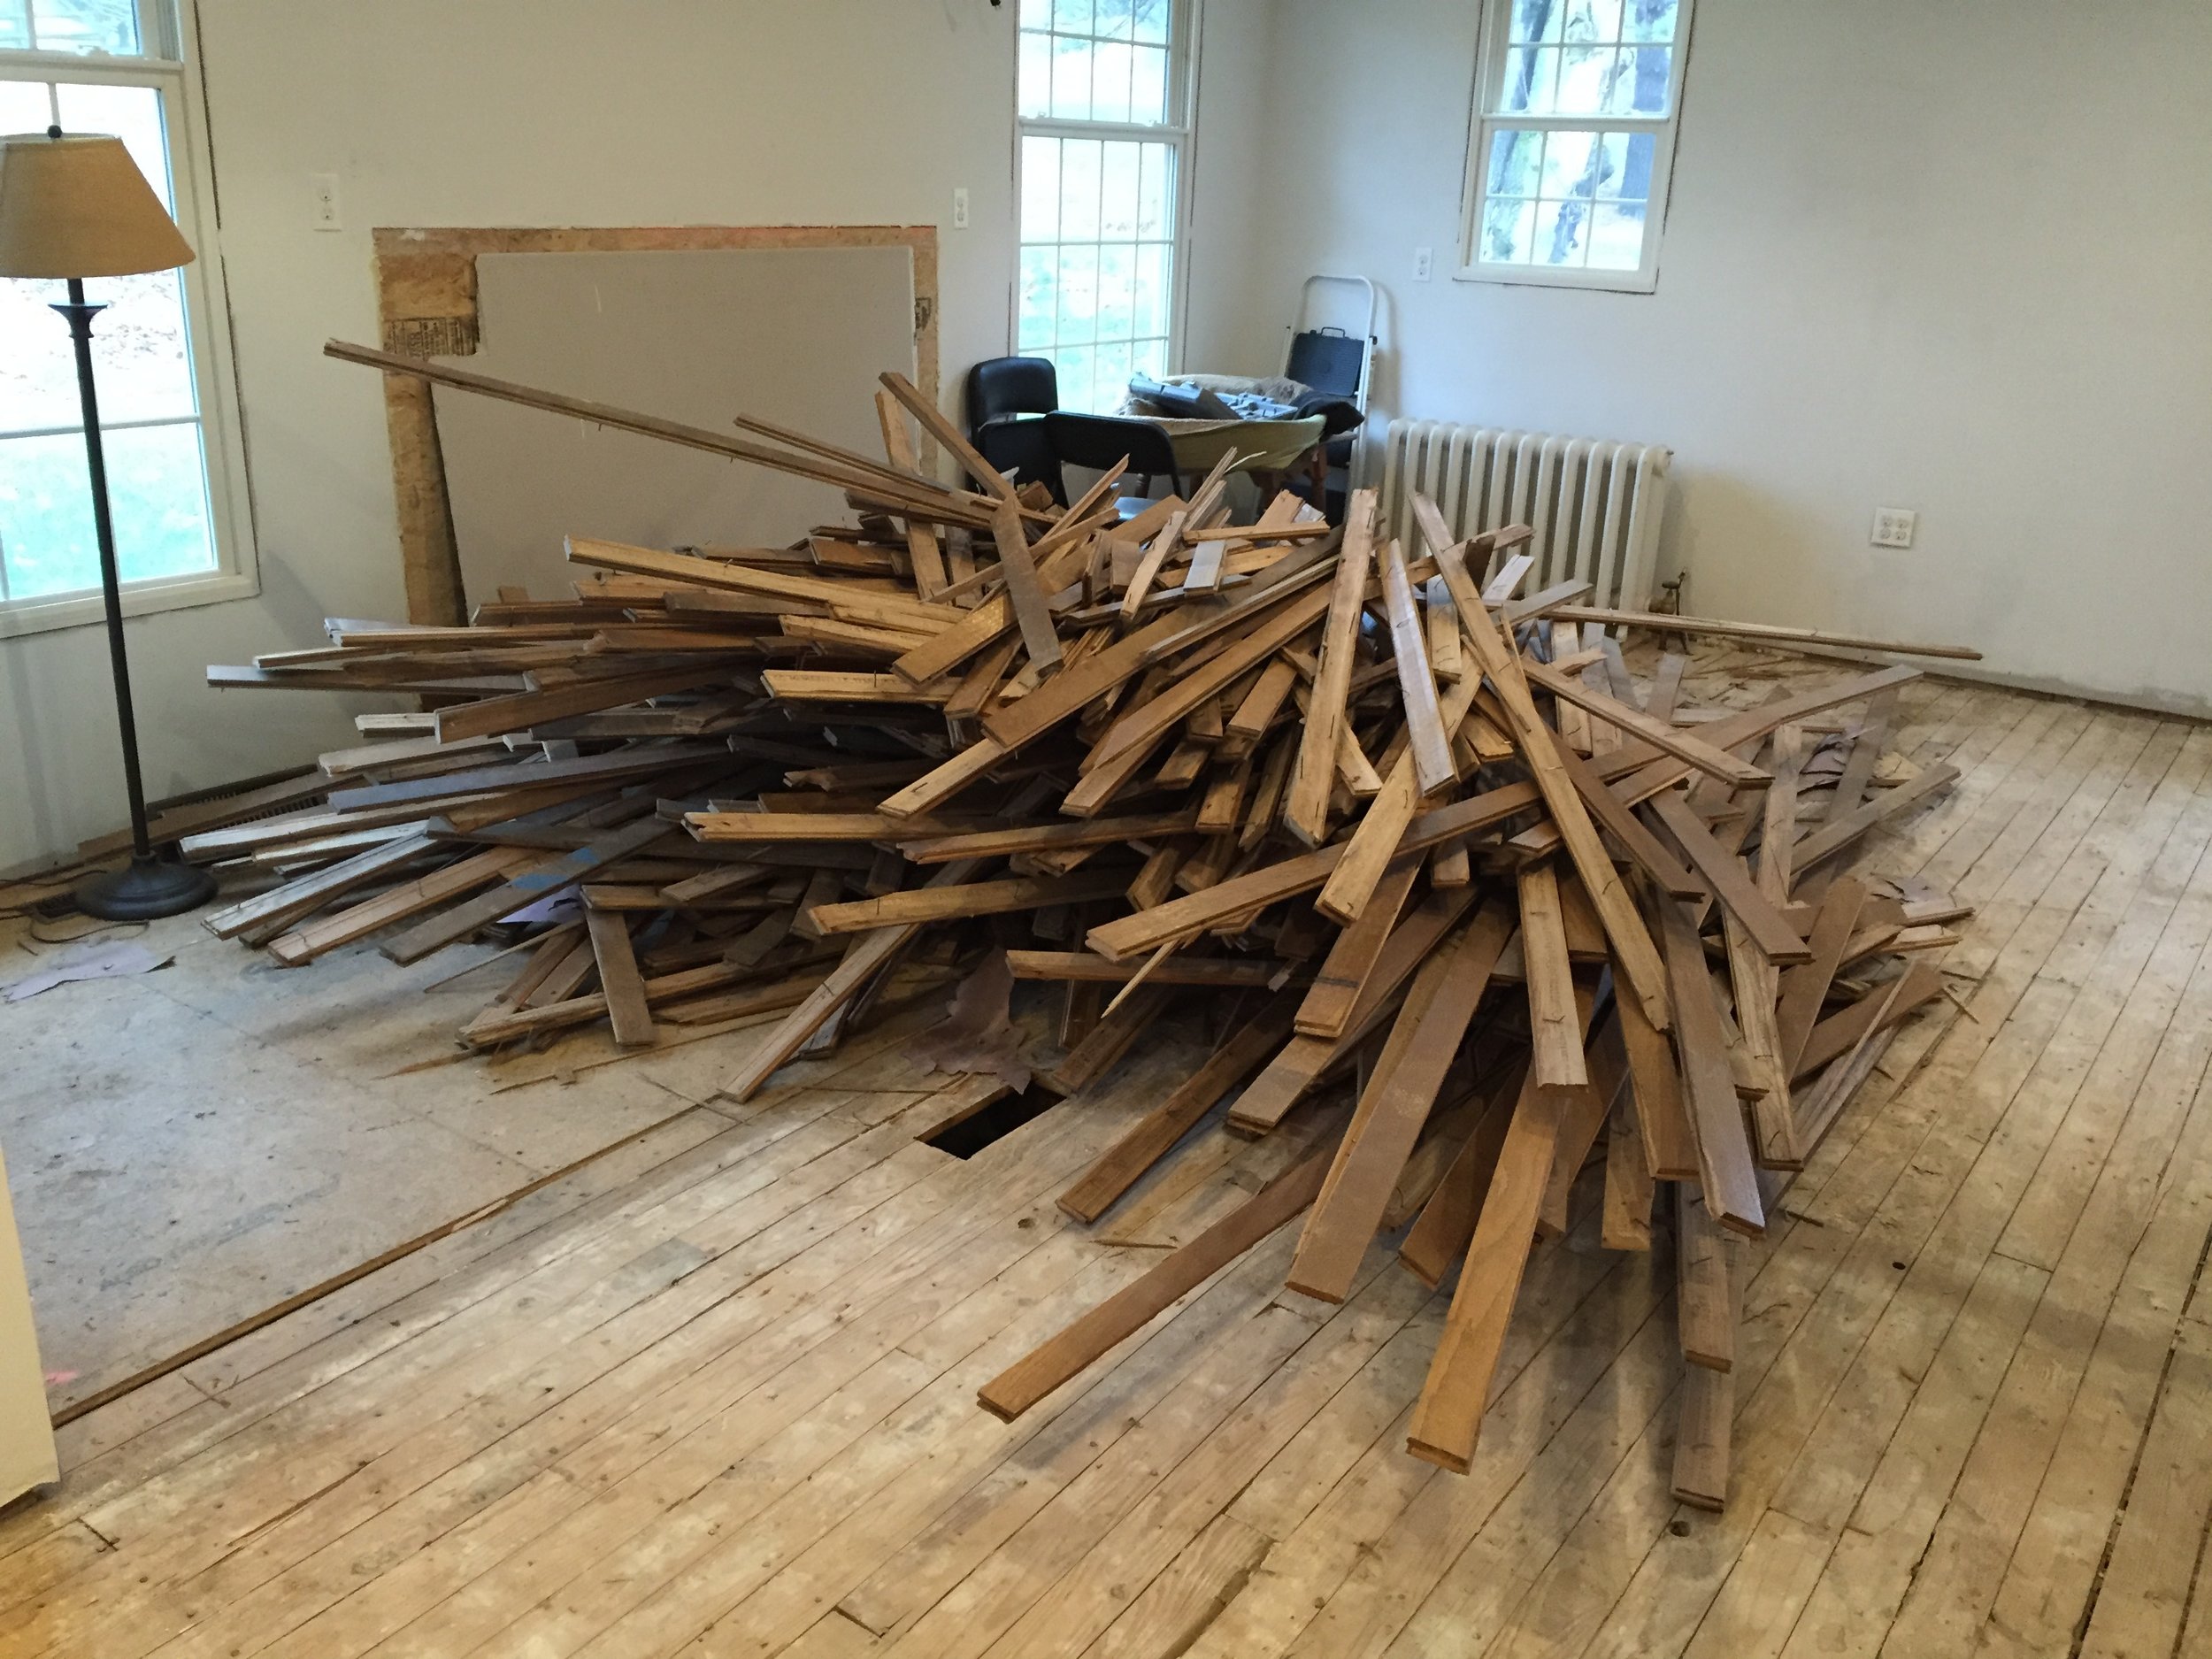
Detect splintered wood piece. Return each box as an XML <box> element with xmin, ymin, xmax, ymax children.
<box><xmin>1793</xmin><ymin>972</ymin><xmax>1911</xmax><ymax>1151</ymax></box>
<box><xmin>1057</xmin><ymin>1002</ymin><xmax>1298</xmax><ymax>1223</ymax></box>
<box><xmin>1404</xmin><ymin>1067</ymin><xmax>1563</xmax><ymax>1472</ymax></box>
<box><xmin>874</xmin><ymin>388</ymin><xmax>950</xmax><ymax>599</ymax></box>
<box><xmin>1317</xmin><ymin>670</ymin><xmax>1484</xmax><ymax>926</ymax></box>
<box><xmin>1295</xmin><ymin>855</ymin><xmax>1423</xmax><ymax>1040</ymax></box>
<box><xmin>1042</xmin><ymin>983</ymin><xmax>1171</xmax><ymax>1095</ymax></box>
<box><xmin>1433</xmin><ymin>530</ymin><xmax>1671</xmax><ymax>1032</ymax></box>
<box><xmin>1830</xmin><ymin>685</ymin><xmax>1900</xmax><ymax>818</ymax></box>
<box><xmin>1677</xmin><ymin>1185</ymin><xmax>1736</xmax><ymax>1370</ymax></box>
<box><xmin>585</xmin><ymin>909</ymin><xmax>656</xmax><ymax>1048</ymax></box>
<box><xmin>1400</xmin><ymin>1062</ymin><xmax>1524</xmax><ymax>1286</ymax></box>
<box><xmin>1286</xmin><ymin>491</ymin><xmax>1376</xmax><ymax>845</ymax></box>
<box><xmin>1554</xmin><ymin>741</ymin><xmax>1703</xmax><ymax>899</ymax></box>
<box><xmin>1757</xmin><ymin>723</ymin><xmax>1805</xmax><ymax>900</ymax></box>
<box><xmin>1658</xmin><ymin>893</ymin><xmax>1766</xmax><ymax>1235</ymax></box>
<box><xmin>381</xmin><ymin>818</ymin><xmax>672</xmax><ymax>965</ymax></box>
<box><xmin>1517</xmin><ymin>861</ymin><xmax>1588</xmax><ymax>1092</ymax></box>
<box><xmin>806</xmin><ymin>869</ymin><xmax>1126</xmax><ymax>934</ymax></box>
<box><xmin>979</xmin><ymin>1141</ymin><xmax>1332</xmax><ymax>1421</ymax></box>
<box><xmin>1793</xmin><ymin>761</ymin><xmax>1961</xmax><ymax>868</ymax></box>
<box><xmin>1231</xmin><ymin>887</ymin><xmax>1484</xmax><ymax>1134</ymax></box>
<box><xmin>1723</xmin><ymin>910</ymin><xmax>1801</xmax><ymax>1169</ymax></box>
<box><xmin>1646</xmin><ymin>791</ymin><xmax>1813</xmax><ymax>964</ymax></box>
<box><xmin>1600</xmin><ymin>1087</ymin><xmax>1655</xmax><ymax>1249</ymax></box>
<box><xmin>719</xmin><ymin>857</ymin><xmax>985</xmax><ymax>1101</ymax></box>
<box><xmin>1792</xmin><ymin>962</ymin><xmax>1944</xmax><ymax>1082</ymax></box>
<box><xmin>1616</xmin><ymin>954</ymin><xmax>1700</xmax><ymax>1180</ymax></box>
<box><xmin>1378</xmin><ymin>537</ymin><xmax>1456</xmax><ymax>794</ymax></box>
<box><xmin>1537</xmin><ymin>987</ymin><xmax>1617</xmax><ymax>1237</ymax></box>
<box><xmin>1004</xmin><ymin>950</ymin><xmax>1290</xmax><ymax>987</ymax></box>
<box><xmin>1524</xmin><ymin>657</ymin><xmax>1770</xmax><ymax>789</ymax></box>
<box><xmin>1288</xmin><ymin>904</ymin><xmax>1512</xmax><ymax>1302</ymax></box>
<box><xmin>989</xmin><ymin>498</ymin><xmax>1063</xmax><ymax>672</ymax></box>
<box><xmin>1776</xmin><ymin>875</ymin><xmax>1868</xmax><ymax>1076</ymax></box>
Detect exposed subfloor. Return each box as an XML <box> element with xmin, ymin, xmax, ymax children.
<box><xmin>8</xmin><ymin>648</ymin><xmax>2212</xmax><ymax>1657</ymax></box>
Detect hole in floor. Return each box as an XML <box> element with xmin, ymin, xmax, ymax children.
<box><xmin>922</xmin><ymin>1083</ymin><xmax>1063</xmax><ymax>1159</ymax></box>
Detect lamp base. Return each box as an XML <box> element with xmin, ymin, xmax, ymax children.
<box><xmin>76</xmin><ymin>854</ymin><xmax>216</xmax><ymax>921</ymax></box>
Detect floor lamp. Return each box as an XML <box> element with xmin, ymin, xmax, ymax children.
<box><xmin>0</xmin><ymin>127</ymin><xmax>214</xmax><ymax>918</ymax></box>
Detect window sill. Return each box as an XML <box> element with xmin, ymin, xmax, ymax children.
<box><xmin>0</xmin><ymin>568</ymin><xmax>260</xmax><ymax>641</ymax></box>
<box><xmin>1452</xmin><ymin>261</ymin><xmax>1660</xmax><ymax>296</ymax></box>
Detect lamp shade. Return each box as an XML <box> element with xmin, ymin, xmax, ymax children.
<box><xmin>0</xmin><ymin>130</ymin><xmax>194</xmax><ymax>279</ymax></box>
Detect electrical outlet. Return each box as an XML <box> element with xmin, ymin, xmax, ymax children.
<box><xmin>952</xmin><ymin>186</ymin><xmax>970</xmax><ymax>230</ymax></box>
<box><xmin>1870</xmin><ymin>507</ymin><xmax>1917</xmax><ymax>549</ymax></box>
<box><xmin>309</xmin><ymin>172</ymin><xmax>341</xmax><ymax>232</ymax></box>
<box><xmin>1412</xmin><ymin>245</ymin><xmax>1434</xmax><ymax>282</ymax></box>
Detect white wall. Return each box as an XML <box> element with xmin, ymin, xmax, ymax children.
<box><xmin>1204</xmin><ymin>0</ymin><xmax>2212</xmax><ymax>715</ymax></box>
<box><xmin>0</xmin><ymin>0</ymin><xmax>1271</xmax><ymax>868</ymax></box>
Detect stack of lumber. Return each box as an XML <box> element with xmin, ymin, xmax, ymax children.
<box><xmin>193</xmin><ymin>341</ymin><xmax>1979</xmax><ymax>1507</ymax></box>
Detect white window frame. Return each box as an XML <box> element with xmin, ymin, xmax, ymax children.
<box><xmin>1455</xmin><ymin>0</ymin><xmax>1696</xmax><ymax>295</ymax></box>
<box><xmin>1012</xmin><ymin>0</ymin><xmax>1201</xmax><ymax>407</ymax></box>
<box><xmin>0</xmin><ymin>0</ymin><xmax>257</xmax><ymax>639</ymax></box>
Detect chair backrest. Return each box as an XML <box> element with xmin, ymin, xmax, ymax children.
<box><xmin>1286</xmin><ymin>328</ymin><xmax>1367</xmax><ymax>400</ymax></box>
<box><xmin>965</xmin><ymin>356</ymin><xmax>1059</xmax><ymax>439</ymax></box>
<box><xmin>1045</xmin><ymin>411</ymin><xmax>1179</xmax><ymax>479</ymax></box>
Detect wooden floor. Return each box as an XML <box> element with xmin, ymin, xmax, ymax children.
<box><xmin>8</xmin><ymin>649</ymin><xmax>2212</xmax><ymax>1658</ymax></box>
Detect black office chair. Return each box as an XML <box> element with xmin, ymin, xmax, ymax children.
<box><xmin>1045</xmin><ymin>411</ymin><xmax>1189</xmax><ymax>502</ymax></box>
<box><xmin>965</xmin><ymin>356</ymin><xmax>1064</xmax><ymax>503</ymax></box>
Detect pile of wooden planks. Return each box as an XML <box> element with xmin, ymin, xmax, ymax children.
<box><xmin>193</xmin><ymin>342</ymin><xmax>1977</xmax><ymax>1507</ymax></box>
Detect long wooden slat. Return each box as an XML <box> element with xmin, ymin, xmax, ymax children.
<box><xmin>1658</xmin><ymin>892</ymin><xmax>1766</xmax><ymax>1235</ymax></box>
<box><xmin>1792</xmin><ymin>760</ymin><xmax>1962</xmax><ymax>867</ymax></box>
<box><xmin>806</xmin><ymin>869</ymin><xmax>1125</xmax><ymax>934</ymax></box>
<box><xmin>266</xmin><ymin>845</ymin><xmax>536</xmax><ymax>967</ymax></box>
<box><xmin>978</xmin><ymin>1141</ymin><xmax>1332</xmax><ymax>1421</ymax></box>
<box><xmin>1524</xmin><ymin>657</ymin><xmax>1771</xmax><ymax>789</ymax></box>
<box><xmin>1550</xmin><ymin>602</ymin><xmax>1983</xmax><ymax>660</ymax></box>
<box><xmin>1646</xmin><ymin>790</ymin><xmax>1814</xmax><ymax>964</ymax></box>
<box><xmin>1294</xmin><ymin>856</ymin><xmax>1422</xmax><ymax>1040</ymax></box>
<box><xmin>1399</xmin><ymin>1063</ymin><xmax>1524</xmax><ymax>1286</ymax></box>
<box><xmin>1288</xmin><ymin>905</ymin><xmax>1510</xmax><ymax>1302</ymax></box>
<box><xmin>1377</xmin><ymin>536</ymin><xmax>1455</xmax><ymax>795</ymax></box>
<box><xmin>1285</xmin><ymin>492</ymin><xmax>1377</xmax><ymax>845</ymax></box>
<box><xmin>1775</xmin><ymin>875</ymin><xmax>1868</xmax><ymax>1076</ymax></box>
<box><xmin>1517</xmin><ymin>860</ymin><xmax>1588</xmax><ymax>1092</ymax></box>
<box><xmin>584</xmin><ymin>909</ymin><xmax>656</xmax><ymax>1048</ymax></box>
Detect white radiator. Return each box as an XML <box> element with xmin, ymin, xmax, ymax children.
<box><xmin>1378</xmin><ymin>419</ymin><xmax>1672</xmax><ymax>612</ymax></box>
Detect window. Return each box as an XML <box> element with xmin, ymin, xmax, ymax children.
<box><xmin>0</xmin><ymin>0</ymin><xmax>254</xmax><ymax>634</ymax></box>
<box><xmin>1016</xmin><ymin>0</ymin><xmax>1189</xmax><ymax>414</ymax></box>
<box><xmin>1459</xmin><ymin>0</ymin><xmax>1694</xmax><ymax>291</ymax></box>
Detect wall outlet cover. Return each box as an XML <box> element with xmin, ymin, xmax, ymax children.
<box><xmin>1871</xmin><ymin>507</ymin><xmax>1917</xmax><ymax>549</ymax></box>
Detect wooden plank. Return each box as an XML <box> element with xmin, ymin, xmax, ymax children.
<box><xmin>1792</xmin><ymin>760</ymin><xmax>1962</xmax><ymax>868</ymax></box>
<box><xmin>1537</xmin><ymin>987</ymin><xmax>1616</xmax><ymax>1236</ymax></box>
<box><xmin>874</xmin><ymin>387</ymin><xmax>950</xmax><ymax>600</ymax></box>
<box><xmin>1377</xmin><ymin>536</ymin><xmax>1455</xmax><ymax>795</ymax></box>
<box><xmin>1403</xmin><ymin>1068</ymin><xmax>1563</xmax><ymax>1472</ymax></box>
<box><xmin>1830</xmin><ymin>683</ymin><xmax>1900</xmax><ymax>818</ymax></box>
<box><xmin>1553</xmin><ymin>741</ymin><xmax>1702</xmax><ymax>899</ymax></box>
<box><xmin>1724</xmin><ymin>910</ymin><xmax>1800</xmax><ymax>1169</ymax></box>
<box><xmin>584</xmin><ymin>909</ymin><xmax>656</xmax><ymax>1048</ymax></box>
<box><xmin>1600</xmin><ymin>1087</ymin><xmax>1655</xmax><ymax>1249</ymax></box>
<box><xmin>1676</xmin><ymin>1185</ymin><xmax>1735</xmax><ymax>1370</ymax></box>
<box><xmin>201</xmin><ymin>833</ymin><xmax>434</xmax><ymax>940</ymax></box>
<box><xmin>719</xmin><ymin>857</ymin><xmax>986</xmax><ymax>1101</ymax></box>
<box><xmin>1658</xmin><ymin>892</ymin><xmax>1766</xmax><ymax>1235</ymax></box>
<box><xmin>1041</xmin><ymin>983</ymin><xmax>1170</xmax><ymax>1096</ymax></box>
<box><xmin>565</xmin><ymin>535</ymin><xmax>959</xmax><ymax>632</ymax></box>
<box><xmin>1524</xmin><ymin>657</ymin><xmax>1771</xmax><ymax>789</ymax></box>
<box><xmin>1433</xmin><ymin>528</ymin><xmax>1671</xmax><ymax>1032</ymax></box>
<box><xmin>1550</xmin><ymin>602</ymin><xmax>1983</xmax><ymax>660</ymax></box>
<box><xmin>1775</xmin><ymin>874</ymin><xmax>1868</xmax><ymax>1076</ymax></box>
<box><xmin>1790</xmin><ymin>960</ymin><xmax>1944</xmax><ymax>1082</ymax></box>
<box><xmin>1002</xmin><ymin>950</ymin><xmax>1288</xmax><ymax>987</ymax></box>
<box><xmin>1294</xmin><ymin>856</ymin><xmax>1422</xmax><ymax>1040</ymax></box>
<box><xmin>899</xmin><ymin>810</ymin><xmax>1197</xmax><ymax>864</ymax></box>
<box><xmin>1647</xmin><ymin>790</ymin><xmax>1814</xmax><ymax>964</ymax></box>
<box><xmin>1056</xmin><ymin>1002</ymin><xmax>1297</xmax><ymax>1223</ymax></box>
<box><xmin>805</xmin><ymin>869</ymin><xmax>1125</xmax><ymax>934</ymax></box>
<box><xmin>1617</xmin><ymin>941</ymin><xmax>1700</xmax><ymax>1180</ymax></box>
<box><xmin>1317</xmin><ymin>671</ymin><xmax>1484</xmax><ymax>925</ymax></box>
<box><xmin>1517</xmin><ymin>861</ymin><xmax>1589</xmax><ymax>1092</ymax></box>
<box><xmin>988</xmin><ymin>496</ymin><xmax>1063</xmax><ymax>671</ymax></box>
<box><xmin>1672</xmin><ymin>1357</ymin><xmax>1734</xmax><ymax>1510</ymax></box>
<box><xmin>1285</xmin><ymin>491</ymin><xmax>1376</xmax><ymax>845</ymax></box>
<box><xmin>978</xmin><ymin>1142</ymin><xmax>1332</xmax><ymax>1421</ymax></box>
<box><xmin>1399</xmin><ymin>1064</ymin><xmax>1523</xmax><ymax>1287</ymax></box>
<box><xmin>266</xmin><ymin>845</ymin><xmax>534</xmax><ymax>967</ymax></box>
<box><xmin>1287</xmin><ymin>906</ymin><xmax>1511</xmax><ymax>1302</ymax></box>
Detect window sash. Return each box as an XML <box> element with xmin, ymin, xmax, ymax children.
<box><xmin>0</xmin><ymin>18</ymin><xmax>257</xmax><ymax>632</ymax></box>
<box><xmin>1458</xmin><ymin>0</ymin><xmax>1694</xmax><ymax>293</ymax></box>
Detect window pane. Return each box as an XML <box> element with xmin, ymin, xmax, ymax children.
<box><xmin>1539</xmin><ymin>128</ymin><xmax>1597</xmax><ymax>198</ymax></box>
<box><xmin>1624</xmin><ymin>0</ymin><xmax>1678</xmax><ymax>42</ymax></box>
<box><xmin>1554</xmin><ymin>44</ymin><xmax>1616</xmax><ymax>114</ymax></box>
<box><xmin>1058</xmin><ymin>138</ymin><xmax>1101</xmax><ymax>239</ymax></box>
<box><xmin>1613</xmin><ymin>44</ymin><xmax>1671</xmax><ymax>113</ymax></box>
<box><xmin>1564</xmin><ymin>0</ymin><xmax>1623</xmax><ymax>42</ymax></box>
<box><xmin>1018</xmin><ymin>30</ymin><xmax>1052</xmax><ymax>118</ymax></box>
<box><xmin>1136</xmin><ymin>142</ymin><xmax>1171</xmax><ymax>237</ymax></box>
<box><xmin>1018</xmin><ymin>247</ymin><xmax>1058</xmax><ymax>349</ymax></box>
<box><xmin>1133</xmin><ymin>242</ymin><xmax>1169</xmax><ymax>339</ymax></box>
<box><xmin>1479</xmin><ymin>197</ymin><xmax>1536</xmax><ymax>264</ymax></box>
<box><xmin>1095</xmin><ymin>242</ymin><xmax>1136</xmax><ymax>342</ymax></box>
<box><xmin>0</xmin><ymin>422</ymin><xmax>214</xmax><ymax>598</ymax></box>
<box><xmin>1604</xmin><ymin>131</ymin><xmax>1655</xmax><ymax>200</ymax></box>
<box><xmin>1131</xmin><ymin>0</ymin><xmax>1169</xmax><ymax>45</ymax></box>
<box><xmin>1094</xmin><ymin>339</ymin><xmax>1133</xmax><ymax>410</ymax></box>
<box><xmin>1488</xmin><ymin>128</ymin><xmax>1542</xmax><ymax>197</ymax></box>
<box><xmin>1589</xmin><ymin>202</ymin><xmax>1647</xmax><ymax>269</ymax></box>
<box><xmin>1056</xmin><ymin>243</ymin><xmax>1099</xmax><ymax>343</ymax></box>
<box><xmin>1511</xmin><ymin>0</ymin><xmax>1563</xmax><ymax>43</ymax></box>
<box><xmin>1091</xmin><ymin>39</ymin><xmax>1133</xmax><ymax>124</ymax></box>
<box><xmin>0</xmin><ymin>4</ymin><xmax>27</xmax><ymax>50</ymax></box>
<box><xmin>28</xmin><ymin>0</ymin><xmax>138</xmax><ymax>56</ymax></box>
<box><xmin>1130</xmin><ymin>337</ymin><xmax>1166</xmax><ymax>385</ymax></box>
<box><xmin>1500</xmin><ymin>47</ymin><xmax>1556</xmax><ymax>114</ymax></box>
<box><xmin>1129</xmin><ymin>43</ymin><xmax>1168</xmax><ymax>124</ymax></box>
<box><xmin>1021</xmin><ymin>134</ymin><xmax>1061</xmax><ymax>241</ymax></box>
<box><xmin>1092</xmin><ymin>0</ymin><xmax>1135</xmax><ymax>41</ymax></box>
<box><xmin>56</xmin><ymin>81</ymin><xmax>171</xmax><ymax>211</ymax></box>
<box><xmin>1050</xmin><ymin>35</ymin><xmax>1094</xmax><ymax>119</ymax></box>
<box><xmin>1532</xmin><ymin>200</ymin><xmax>1590</xmax><ymax>266</ymax></box>
<box><xmin>1055</xmin><ymin>343</ymin><xmax>1097</xmax><ymax>417</ymax></box>
<box><xmin>1021</xmin><ymin>0</ymin><xmax>1050</xmax><ymax>24</ymax></box>
<box><xmin>1099</xmin><ymin>140</ymin><xmax>1140</xmax><ymax>238</ymax></box>
<box><xmin>1052</xmin><ymin>0</ymin><xmax>1092</xmax><ymax>31</ymax></box>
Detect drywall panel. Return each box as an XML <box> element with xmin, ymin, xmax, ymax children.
<box><xmin>435</xmin><ymin>246</ymin><xmax>915</xmax><ymax>603</ymax></box>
